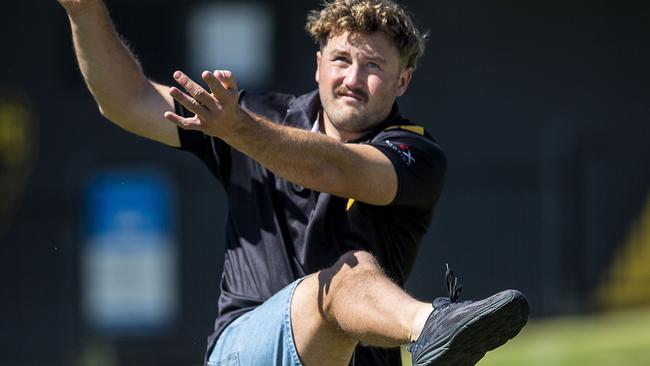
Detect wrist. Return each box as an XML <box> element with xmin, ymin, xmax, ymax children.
<box><xmin>63</xmin><ymin>1</ymin><xmax>105</xmax><ymax>21</ymax></box>
<box><xmin>217</xmin><ymin>107</ymin><xmax>259</xmax><ymax>147</ymax></box>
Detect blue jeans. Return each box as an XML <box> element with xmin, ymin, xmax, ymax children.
<box><xmin>207</xmin><ymin>279</ymin><xmax>304</xmax><ymax>366</ymax></box>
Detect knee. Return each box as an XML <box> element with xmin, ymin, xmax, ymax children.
<box><xmin>316</xmin><ymin>251</ymin><xmax>383</xmax><ymax>318</ymax></box>
<box><xmin>333</xmin><ymin>250</ymin><xmax>381</xmax><ymax>277</ymax></box>
<box><xmin>318</xmin><ymin>251</ymin><xmax>383</xmax><ymax>293</ymax></box>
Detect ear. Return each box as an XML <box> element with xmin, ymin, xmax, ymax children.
<box><xmin>396</xmin><ymin>67</ymin><xmax>413</xmax><ymax>97</ymax></box>
<box><xmin>315</xmin><ymin>51</ymin><xmax>322</xmax><ymax>83</ymax></box>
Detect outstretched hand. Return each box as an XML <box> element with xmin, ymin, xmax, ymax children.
<box><xmin>164</xmin><ymin>70</ymin><xmax>241</xmax><ymax>139</ymax></box>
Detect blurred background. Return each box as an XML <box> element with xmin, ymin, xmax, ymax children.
<box><xmin>1</xmin><ymin>0</ymin><xmax>649</xmax><ymax>365</ymax></box>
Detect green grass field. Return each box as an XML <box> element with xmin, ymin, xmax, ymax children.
<box><xmin>477</xmin><ymin>306</ymin><xmax>650</xmax><ymax>366</ymax></box>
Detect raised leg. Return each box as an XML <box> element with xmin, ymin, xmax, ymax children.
<box><xmin>290</xmin><ymin>250</ymin><xmax>432</xmax><ymax>366</ymax></box>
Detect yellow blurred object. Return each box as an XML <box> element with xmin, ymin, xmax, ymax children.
<box><xmin>0</xmin><ymin>101</ymin><xmax>32</xmax><ymax>166</ymax></box>
<box><xmin>596</xmin><ymin>192</ymin><xmax>650</xmax><ymax>309</ymax></box>
<box><xmin>0</xmin><ymin>94</ymin><xmax>36</xmax><ymax>234</ymax></box>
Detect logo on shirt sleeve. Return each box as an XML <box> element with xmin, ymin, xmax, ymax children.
<box><xmin>385</xmin><ymin>140</ymin><xmax>415</xmax><ymax>166</ymax></box>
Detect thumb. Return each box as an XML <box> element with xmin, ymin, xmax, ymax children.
<box><xmin>214</xmin><ymin>70</ymin><xmax>238</xmax><ymax>92</ymax></box>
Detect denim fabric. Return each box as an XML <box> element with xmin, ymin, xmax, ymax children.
<box><xmin>207</xmin><ymin>279</ymin><xmax>304</xmax><ymax>366</ymax></box>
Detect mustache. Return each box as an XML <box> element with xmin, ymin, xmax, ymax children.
<box><xmin>335</xmin><ymin>85</ymin><xmax>368</xmax><ymax>102</ymax></box>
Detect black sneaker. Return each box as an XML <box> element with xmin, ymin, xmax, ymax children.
<box><xmin>408</xmin><ymin>265</ymin><xmax>529</xmax><ymax>366</ymax></box>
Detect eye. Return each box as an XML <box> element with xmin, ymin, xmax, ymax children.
<box><xmin>332</xmin><ymin>56</ymin><xmax>350</xmax><ymax>64</ymax></box>
<box><xmin>367</xmin><ymin>62</ymin><xmax>381</xmax><ymax>70</ymax></box>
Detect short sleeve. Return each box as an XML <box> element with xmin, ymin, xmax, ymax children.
<box><xmin>174</xmin><ymin>100</ymin><xmax>231</xmax><ymax>184</ymax></box>
<box><xmin>369</xmin><ymin>131</ymin><xmax>447</xmax><ymax>208</ymax></box>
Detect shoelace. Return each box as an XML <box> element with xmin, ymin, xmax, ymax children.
<box><xmin>445</xmin><ymin>263</ymin><xmax>462</xmax><ymax>303</ymax></box>
<box><xmin>408</xmin><ymin>264</ymin><xmax>464</xmax><ymax>354</ymax></box>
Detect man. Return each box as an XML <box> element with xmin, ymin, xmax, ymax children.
<box><xmin>59</xmin><ymin>0</ymin><xmax>529</xmax><ymax>365</ymax></box>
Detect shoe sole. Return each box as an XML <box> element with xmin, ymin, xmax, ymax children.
<box><xmin>414</xmin><ymin>289</ymin><xmax>529</xmax><ymax>366</ymax></box>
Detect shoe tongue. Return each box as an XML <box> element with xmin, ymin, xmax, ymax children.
<box><xmin>432</xmin><ymin>297</ymin><xmax>451</xmax><ymax>309</ymax></box>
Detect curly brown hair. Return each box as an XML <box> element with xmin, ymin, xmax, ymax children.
<box><xmin>305</xmin><ymin>0</ymin><xmax>427</xmax><ymax>69</ymax></box>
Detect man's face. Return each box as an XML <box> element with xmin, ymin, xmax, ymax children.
<box><xmin>316</xmin><ymin>31</ymin><xmax>412</xmax><ymax>139</ymax></box>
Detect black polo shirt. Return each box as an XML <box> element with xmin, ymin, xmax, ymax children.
<box><xmin>176</xmin><ymin>90</ymin><xmax>446</xmax><ymax>366</ymax></box>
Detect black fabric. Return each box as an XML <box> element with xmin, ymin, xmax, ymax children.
<box><xmin>175</xmin><ymin>89</ymin><xmax>447</xmax><ymax>366</ymax></box>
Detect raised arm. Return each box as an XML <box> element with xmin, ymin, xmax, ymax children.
<box><xmin>58</xmin><ymin>0</ymin><xmax>179</xmax><ymax>147</ymax></box>
<box><xmin>164</xmin><ymin>71</ymin><xmax>399</xmax><ymax>205</ymax></box>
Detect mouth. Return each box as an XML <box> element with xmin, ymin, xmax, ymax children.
<box><xmin>336</xmin><ymin>91</ymin><xmax>366</xmax><ymax>103</ymax></box>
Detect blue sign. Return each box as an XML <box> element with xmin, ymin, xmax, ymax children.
<box><xmin>82</xmin><ymin>169</ymin><xmax>178</xmax><ymax>335</ymax></box>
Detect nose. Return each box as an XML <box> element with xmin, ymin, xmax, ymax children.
<box><xmin>343</xmin><ymin>64</ymin><xmax>363</xmax><ymax>90</ymax></box>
